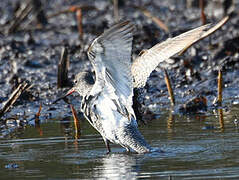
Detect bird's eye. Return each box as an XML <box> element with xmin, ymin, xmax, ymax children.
<box><xmin>74</xmin><ymin>80</ymin><xmax>78</xmax><ymax>84</ymax></box>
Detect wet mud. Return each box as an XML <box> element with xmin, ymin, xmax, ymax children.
<box><xmin>0</xmin><ymin>0</ymin><xmax>239</xmax><ymax>136</ymax></box>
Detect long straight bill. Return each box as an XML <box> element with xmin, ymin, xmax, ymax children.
<box><xmin>52</xmin><ymin>88</ymin><xmax>75</xmax><ymax>104</ymax></box>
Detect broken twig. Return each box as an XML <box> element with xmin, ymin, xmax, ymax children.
<box><xmin>8</xmin><ymin>1</ymin><xmax>33</xmax><ymax>33</ymax></box>
<box><xmin>8</xmin><ymin>0</ymin><xmax>47</xmax><ymax>33</ymax></box>
<box><xmin>0</xmin><ymin>81</ymin><xmax>30</xmax><ymax>118</ymax></box>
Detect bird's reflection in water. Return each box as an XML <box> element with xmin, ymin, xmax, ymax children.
<box><xmin>93</xmin><ymin>153</ymin><xmax>140</xmax><ymax>179</ymax></box>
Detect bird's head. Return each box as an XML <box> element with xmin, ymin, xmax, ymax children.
<box><xmin>66</xmin><ymin>71</ymin><xmax>95</xmax><ymax>97</ymax></box>
<box><xmin>53</xmin><ymin>71</ymin><xmax>95</xmax><ymax>104</ymax></box>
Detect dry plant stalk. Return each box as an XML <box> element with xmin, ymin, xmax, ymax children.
<box><xmin>8</xmin><ymin>2</ymin><xmax>33</xmax><ymax>33</ymax></box>
<box><xmin>76</xmin><ymin>9</ymin><xmax>83</xmax><ymax>39</ymax></box>
<box><xmin>164</xmin><ymin>69</ymin><xmax>175</xmax><ymax>106</ymax></box>
<box><xmin>57</xmin><ymin>47</ymin><xmax>69</xmax><ymax>88</ymax></box>
<box><xmin>8</xmin><ymin>0</ymin><xmax>47</xmax><ymax>33</ymax></box>
<box><xmin>217</xmin><ymin>69</ymin><xmax>222</xmax><ymax>105</ymax></box>
<box><xmin>35</xmin><ymin>103</ymin><xmax>42</xmax><ymax>117</ymax></box>
<box><xmin>47</xmin><ymin>5</ymin><xmax>96</xmax><ymax>19</ymax></box>
<box><xmin>0</xmin><ymin>81</ymin><xmax>30</xmax><ymax>118</ymax></box>
<box><xmin>200</xmin><ymin>0</ymin><xmax>207</xmax><ymax>25</ymax></box>
<box><xmin>70</xmin><ymin>105</ymin><xmax>81</xmax><ymax>139</ymax></box>
<box><xmin>134</xmin><ymin>6</ymin><xmax>169</xmax><ymax>32</ymax></box>
<box><xmin>179</xmin><ymin>16</ymin><xmax>229</xmax><ymax>55</ymax></box>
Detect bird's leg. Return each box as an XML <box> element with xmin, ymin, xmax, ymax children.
<box><xmin>104</xmin><ymin>139</ymin><xmax>111</xmax><ymax>154</ymax></box>
<box><xmin>125</xmin><ymin>147</ymin><xmax>130</xmax><ymax>153</ymax></box>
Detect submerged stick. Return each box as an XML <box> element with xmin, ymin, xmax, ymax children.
<box><xmin>57</xmin><ymin>47</ymin><xmax>70</xmax><ymax>88</ymax></box>
<box><xmin>217</xmin><ymin>69</ymin><xmax>223</xmax><ymax>106</ymax></box>
<box><xmin>167</xmin><ymin>108</ymin><xmax>174</xmax><ymax>132</ymax></box>
<box><xmin>164</xmin><ymin>69</ymin><xmax>175</xmax><ymax>106</ymax></box>
<box><xmin>0</xmin><ymin>81</ymin><xmax>30</xmax><ymax>118</ymax></box>
<box><xmin>218</xmin><ymin>108</ymin><xmax>224</xmax><ymax>131</ymax></box>
<box><xmin>35</xmin><ymin>103</ymin><xmax>42</xmax><ymax>123</ymax></box>
<box><xmin>35</xmin><ymin>105</ymin><xmax>43</xmax><ymax>136</ymax></box>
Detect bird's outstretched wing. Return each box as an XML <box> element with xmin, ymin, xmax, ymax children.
<box><xmin>87</xmin><ymin>21</ymin><xmax>134</xmax><ymax>108</ymax></box>
<box><xmin>132</xmin><ymin>24</ymin><xmax>211</xmax><ymax>88</ymax></box>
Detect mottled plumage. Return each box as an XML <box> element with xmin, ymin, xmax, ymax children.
<box><xmin>65</xmin><ymin>21</ymin><xmax>212</xmax><ymax>153</ymax></box>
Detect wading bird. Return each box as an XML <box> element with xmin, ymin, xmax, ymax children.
<box><xmin>63</xmin><ymin>21</ymin><xmax>211</xmax><ymax>153</ymax></box>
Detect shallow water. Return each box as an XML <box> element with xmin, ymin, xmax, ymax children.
<box><xmin>1</xmin><ymin>0</ymin><xmax>239</xmax><ymax>179</ymax></box>
<box><xmin>1</xmin><ymin>106</ymin><xmax>239</xmax><ymax>179</ymax></box>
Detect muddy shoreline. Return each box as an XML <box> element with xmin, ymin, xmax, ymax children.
<box><xmin>0</xmin><ymin>0</ymin><xmax>239</xmax><ymax>129</ymax></box>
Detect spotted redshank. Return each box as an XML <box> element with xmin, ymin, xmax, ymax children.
<box><xmin>63</xmin><ymin>21</ymin><xmax>210</xmax><ymax>153</ymax></box>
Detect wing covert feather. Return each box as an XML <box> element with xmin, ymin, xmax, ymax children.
<box><xmin>132</xmin><ymin>24</ymin><xmax>211</xmax><ymax>88</ymax></box>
